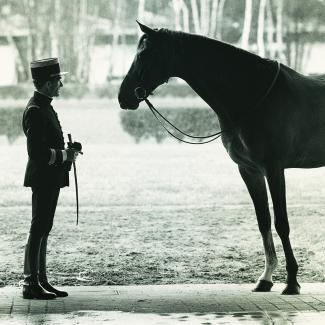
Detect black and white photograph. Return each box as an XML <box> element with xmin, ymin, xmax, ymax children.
<box><xmin>1</xmin><ymin>0</ymin><xmax>325</xmax><ymax>324</ymax></box>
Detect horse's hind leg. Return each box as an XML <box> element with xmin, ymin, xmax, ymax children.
<box><xmin>266</xmin><ymin>166</ymin><xmax>300</xmax><ymax>295</ymax></box>
<box><xmin>239</xmin><ymin>166</ymin><xmax>277</xmax><ymax>292</ymax></box>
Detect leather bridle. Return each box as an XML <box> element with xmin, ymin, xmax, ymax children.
<box><xmin>133</xmin><ymin>61</ymin><xmax>281</xmax><ymax>145</ymax></box>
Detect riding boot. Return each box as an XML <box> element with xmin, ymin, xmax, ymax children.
<box><xmin>23</xmin><ymin>234</ymin><xmax>56</xmax><ymax>300</ymax></box>
<box><xmin>39</xmin><ymin>236</ymin><xmax>68</xmax><ymax>298</ymax></box>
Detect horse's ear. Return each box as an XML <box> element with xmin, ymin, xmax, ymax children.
<box><xmin>136</xmin><ymin>20</ymin><xmax>156</xmax><ymax>37</ymax></box>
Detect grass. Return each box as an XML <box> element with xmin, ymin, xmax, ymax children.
<box><xmin>1</xmin><ymin>99</ymin><xmax>325</xmax><ymax>287</ymax></box>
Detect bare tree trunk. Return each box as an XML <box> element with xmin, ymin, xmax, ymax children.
<box><xmin>22</xmin><ymin>0</ymin><xmax>33</xmax><ymax>66</ymax></box>
<box><xmin>108</xmin><ymin>0</ymin><xmax>123</xmax><ymax>80</ymax></box>
<box><xmin>286</xmin><ymin>34</ymin><xmax>292</xmax><ymax>67</ymax></box>
<box><xmin>173</xmin><ymin>0</ymin><xmax>182</xmax><ymax>30</ymax></box>
<box><xmin>40</xmin><ymin>2</ymin><xmax>52</xmax><ymax>57</ymax></box>
<box><xmin>266</xmin><ymin>0</ymin><xmax>275</xmax><ymax>58</ymax></box>
<box><xmin>191</xmin><ymin>0</ymin><xmax>201</xmax><ymax>34</ymax></box>
<box><xmin>283</xmin><ymin>1</ymin><xmax>292</xmax><ymax>67</ymax></box>
<box><xmin>241</xmin><ymin>0</ymin><xmax>253</xmax><ymax>50</ymax></box>
<box><xmin>9</xmin><ymin>0</ymin><xmax>39</xmax><ymax>80</ymax></box>
<box><xmin>275</xmin><ymin>0</ymin><xmax>286</xmax><ymax>62</ymax></box>
<box><xmin>209</xmin><ymin>0</ymin><xmax>219</xmax><ymax>38</ymax></box>
<box><xmin>138</xmin><ymin>0</ymin><xmax>146</xmax><ymax>20</ymax></box>
<box><xmin>49</xmin><ymin>0</ymin><xmax>59</xmax><ymax>57</ymax></box>
<box><xmin>257</xmin><ymin>0</ymin><xmax>267</xmax><ymax>56</ymax></box>
<box><xmin>84</xmin><ymin>5</ymin><xmax>99</xmax><ymax>83</ymax></box>
<box><xmin>138</xmin><ymin>0</ymin><xmax>146</xmax><ymax>37</ymax></box>
<box><xmin>173</xmin><ymin>0</ymin><xmax>190</xmax><ymax>32</ymax></box>
<box><xmin>5</xmin><ymin>35</ymin><xmax>25</xmax><ymax>82</ymax></box>
<box><xmin>296</xmin><ymin>26</ymin><xmax>307</xmax><ymax>72</ymax></box>
<box><xmin>24</xmin><ymin>0</ymin><xmax>37</xmax><ymax>59</ymax></box>
<box><xmin>71</xmin><ymin>0</ymin><xmax>79</xmax><ymax>80</ymax></box>
<box><xmin>301</xmin><ymin>43</ymin><xmax>311</xmax><ymax>73</ymax></box>
<box><xmin>181</xmin><ymin>0</ymin><xmax>190</xmax><ymax>32</ymax></box>
<box><xmin>200</xmin><ymin>0</ymin><xmax>210</xmax><ymax>35</ymax></box>
<box><xmin>216</xmin><ymin>0</ymin><xmax>226</xmax><ymax>39</ymax></box>
<box><xmin>294</xmin><ymin>20</ymin><xmax>300</xmax><ymax>70</ymax></box>
<box><xmin>77</xmin><ymin>0</ymin><xmax>88</xmax><ymax>82</ymax></box>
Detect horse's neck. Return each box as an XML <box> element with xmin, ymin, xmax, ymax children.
<box><xmin>171</xmin><ymin>34</ymin><xmax>276</xmax><ymax>127</ymax></box>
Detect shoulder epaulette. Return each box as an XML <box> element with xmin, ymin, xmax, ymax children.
<box><xmin>26</xmin><ymin>104</ymin><xmax>40</xmax><ymax>111</ymax></box>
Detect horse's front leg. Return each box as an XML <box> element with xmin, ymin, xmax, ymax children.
<box><xmin>238</xmin><ymin>166</ymin><xmax>277</xmax><ymax>292</ymax></box>
<box><xmin>266</xmin><ymin>165</ymin><xmax>300</xmax><ymax>294</ymax></box>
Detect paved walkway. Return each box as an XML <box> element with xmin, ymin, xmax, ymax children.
<box><xmin>1</xmin><ymin>283</ymin><xmax>325</xmax><ymax>324</ymax></box>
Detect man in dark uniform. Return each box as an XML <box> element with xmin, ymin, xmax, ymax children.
<box><xmin>22</xmin><ymin>58</ymin><xmax>79</xmax><ymax>299</ymax></box>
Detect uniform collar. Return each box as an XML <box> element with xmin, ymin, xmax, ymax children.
<box><xmin>34</xmin><ymin>91</ymin><xmax>53</xmax><ymax>106</ymax></box>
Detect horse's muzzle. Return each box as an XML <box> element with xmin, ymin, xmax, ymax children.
<box><xmin>118</xmin><ymin>90</ymin><xmax>140</xmax><ymax>110</ymax></box>
<box><xmin>118</xmin><ymin>98</ymin><xmax>139</xmax><ymax>110</ymax></box>
<box><xmin>119</xmin><ymin>102</ymin><xmax>138</xmax><ymax>110</ymax></box>
<box><xmin>118</xmin><ymin>87</ymin><xmax>146</xmax><ymax>110</ymax></box>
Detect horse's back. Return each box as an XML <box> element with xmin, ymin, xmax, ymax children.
<box><xmin>274</xmin><ymin>66</ymin><xmax>325</xmax><ymax>168</ymax></box>
<box><xmin>227</xmin><ymin>65</ymin><xmax>325</xmax><ymax>169</ymax></box>
<box><xmin>309</xmin><ymin>74</ymin><xmax>325</xmax><ymax>83</ymax></box>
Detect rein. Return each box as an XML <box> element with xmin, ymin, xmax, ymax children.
<box><xmin>134</xmin><ymin>60</ymin><xmax>281</xmax><ymax>145</ymax></box>
<box><xmin>141</xmin><ymin>96</ymin><xmax>223</xmax><ymax>144</ymax></box>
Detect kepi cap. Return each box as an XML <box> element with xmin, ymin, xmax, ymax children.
<box><xmin>30</xmin><ymin>58</ymin><xmax>68</xmax><ymax>81</ymax></box>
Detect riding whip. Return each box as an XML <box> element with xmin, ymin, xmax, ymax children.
<box><xmin>68</xmin><ymin>133</ymin><xmax>80</xmax><ymax>225</ymax></box>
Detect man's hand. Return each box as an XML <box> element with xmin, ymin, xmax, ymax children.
<box><xmin>65</xmin><ymin>148</ymin><xmax>79</xmax><ymax>162</ymax></box>
<box><xmin>68</xmin><ymin>141</ymin><xmax>83</xmax><ymax>154</ymax></box>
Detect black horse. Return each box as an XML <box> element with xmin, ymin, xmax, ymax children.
<box><xmin>118</xmin><ymin>22</ymin><xmax>325</xmax><ymax>295</ymax></box>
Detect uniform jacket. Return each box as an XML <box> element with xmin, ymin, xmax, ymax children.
<box><xmin>22</xmin><ymin>91</ymin><xmax>70</xmax><ymax>188</ymax></box>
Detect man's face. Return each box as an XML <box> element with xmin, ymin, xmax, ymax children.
<box><xmin>47</xmin><ymin>77</ymin><xmax>63</xmax><ymax>97</ymax></box>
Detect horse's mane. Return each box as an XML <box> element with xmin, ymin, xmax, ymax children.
<box><xmin>154</xmin><ymin>28</ymin><xmax>278</xmax><ymax>117</ymax></box>
<box><xmin>158</xmin><ymin>28</ymin><xmax>267</xmax><ymax>65</ymax></box>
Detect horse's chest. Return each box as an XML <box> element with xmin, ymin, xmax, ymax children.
<box><xmin>227</xmin><ymin>145</ymin><xmax>252</xmax><ymax>166</ymax></box>
<box><xmin>222</xmin><ymin>135</ymin><xmax>260</xmax><ymax>168</ymax></box>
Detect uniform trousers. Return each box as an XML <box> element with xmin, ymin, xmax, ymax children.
<box><xmin>30</xmin><ymin>186</ymin><xmax>60</xmax><ymax>237</ymax></box>
<box><xmin>24</xmin><ymin>186</ymin><xmax>60</xmax><ymax>282</ymax></box>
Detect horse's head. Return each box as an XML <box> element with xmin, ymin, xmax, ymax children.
<box><xmin>118</xmin><ymin>22</ymin><xmax>172</xmax><ymax>110</ymax></box>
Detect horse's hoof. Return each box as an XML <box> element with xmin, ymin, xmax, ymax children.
<box><xmin>252</xmin><ymin>280</ymin><xmax>273</xmax><ymax>292</ymax></box>
<box><xmin>281</xmin><ymin>282</ymin><xmax>301</xmax><ymax>295</ymax></box>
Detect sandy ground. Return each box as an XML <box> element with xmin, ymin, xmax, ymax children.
<box><xmin>1</xmin><ymin>140</ymin><xmax>325</xmax><ymax>287</ymax></box>
<box><xmin>1</xmin><ymin>99</ymin><xmax>325</xmax><ymax>286</ymax></box>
